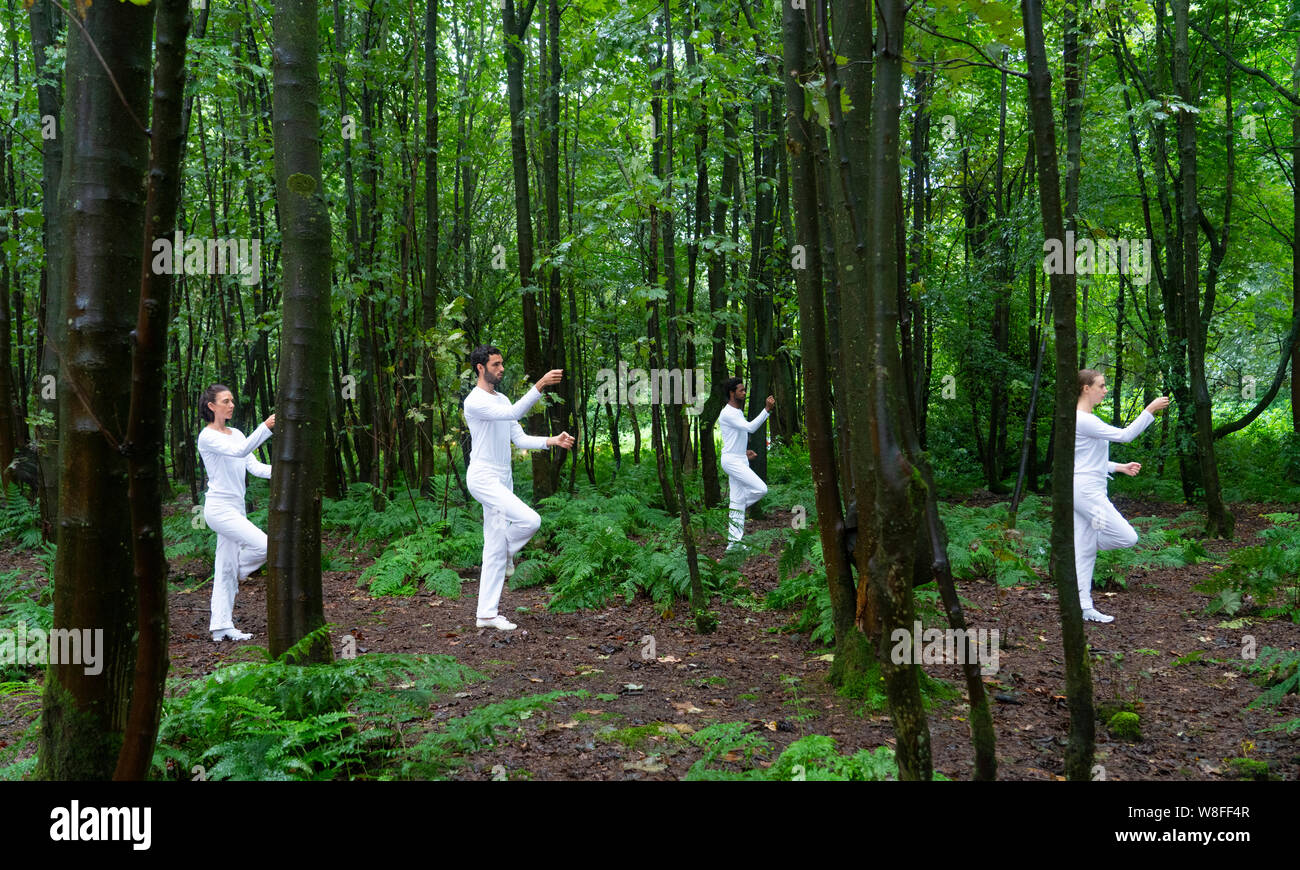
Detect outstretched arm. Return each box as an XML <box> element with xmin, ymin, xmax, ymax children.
<box><xmin>1077</xmin><ymin>409</ymin><xmax>1155</xmax><ymax>443</ymax></box>
<box><xmin>464</xmin><ymin>385</ymin><xmax>543</xmax><ymax>422</ymax></box>
<box><xmin>198</xmin><ymin>423</ymin><xmax>272</xmax><ymax>458</ymax></box>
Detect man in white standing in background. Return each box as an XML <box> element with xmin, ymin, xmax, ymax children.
<box><xmin>463</xmin><ymin>344</ymin><xmax>574</xmax><ymax>630</ymax></box>
<box><xmin>717</xmin><ymin>376</ymin><xmax>775</xmax><ymax>550</ymax></box>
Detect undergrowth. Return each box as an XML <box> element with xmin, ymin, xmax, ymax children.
<box><xmin>1197</xmin><ymin>513</ymin><xmax>1300</xmax><ymax>622</ymax></box>
<box><xmin>152</xmin><ymin>627</ymin><xmax>483</xmax><ymax>780</ymax></box>
<box><xmin>684</xmin><ymin>721</ymin><xmax>929</xmax><ymax>781</ymax></box>
<box><xmin>0</xmin><ymin>485</ymin><xmax>41</xmax><ymax>551</ymax></box>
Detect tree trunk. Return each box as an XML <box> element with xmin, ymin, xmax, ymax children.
<box><xmin>117</xmin><ymin>0</ymin><xmax>191</xmax><ymax>780</ymax></box>
<box><xmin>28</xmin><ymin>0</ymin><xmax>63</xmax><ymax>541</ymax></box>
<box><xmin>37</xmin><ymin>0</ymin><xmax>155</xmax><ymax>780</ymax></box>
<box><xmin>783</xmin><ymin>0</ymin><xmax>871</xmax><ymax>690</ymax></box>
<box><xmin>1173</xmin><ymin>0</ymin><xmax>1233</xmax><ymax>538</ymax></box>
<box><xmin>1022</xmin><ymin>0</ymin><xmax>1095</xmax><ymax>782</ymax></box>
<box><xmin>504</xmin><ymin>0</ymin><xmax>552</xmax><ymax>499</ymax></box>
<box><xmin>420</xmin><ymin>0</ymin><xmax>440</xmax><ymax>492</ymax></box>
<box><xmin>267</xmin><ymin>0</ymin><xmax>332</xmax><ymax>662</ymax></box>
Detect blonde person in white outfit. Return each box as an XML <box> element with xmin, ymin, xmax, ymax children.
<box><xmin>463</xmin><ymin>345</ymin><xmax>574</xmax><ymax>631</ymax></box>
<box><xmin>1074</xmin><ymin>368</ymin><xmax>1170</xmax><ymax>623</ymax></box>
<box><xmin>717</xmin><ymin>377</ymin><xmax>775</xmax><ymax>549</ymax></box>
<box><xmin>197</xmin><ymin>384</ymin><xmax>275</xmax><ymax>642</ymax></box>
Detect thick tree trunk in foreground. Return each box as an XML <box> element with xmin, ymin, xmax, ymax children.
<box><xmin>37</xmin><ymin>0</ymin><xmax>155</xmax><ymax>780</ymax></box>
<box><xmin>268</xmin><ymin>0</ymin><xmax>332</xmax><ymax>661</ymax></box>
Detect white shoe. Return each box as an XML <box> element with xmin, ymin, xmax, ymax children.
<box><xmin>476</xmin><ymin>615</ymin><xmax>517</xmax><ymax>631</ymax></box>
<box><xmin>505</xmin><ymin>554</ymin><xmax>516</xmax><ymax>578</ymax></box>
<box><xmin>1082</xmin><ymin>608</ymin><xmax>1114</xmax><ymax>624</ymax></box>
<box><xmin>212</xmin><ymin>627</ymin><xmax>253</xmax><ymax>642</ymax></box>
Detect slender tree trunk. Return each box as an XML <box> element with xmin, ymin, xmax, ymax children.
<box><xmin>29</xmin><ymin>0</ymin><xmax>63</xmax><ymax>540</ymax></box>
<box><xmin>504</xmin><ymin>0</ymin><xmax>552</xmax><ymax>498</ymax></box>
<box><xmin>783</xmin><ymin>0</ymin><xmax>871</xmax><ymax>689</ymax></box>
<box><xmin>117</xmin><ymin>0</ymin><xmax>191</xmax><ymax>780</ymax></box>
<box><xmin>1173</xmin><ymin>0</ymin><xmax>1233</xmax><ymax>538</ymax></box>
<box><xmin>1022</xmin><ymin>0</ymin><xmax>1095</xmax><ymax>782</ymax></box>
<box><xmin>421</xmin><ymin>0</ymin><xmax>440</xmax><ymax>492</ymax></box>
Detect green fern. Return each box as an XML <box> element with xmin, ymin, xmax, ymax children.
<box><xmin>1238</xmin><ymin>646</ymin><xmax>1300</xmax><ymax>735</ymax></box>
<box><xmin>1197</xmin><ymin>514</ymin><xmax>1300</xmax><ymax>622</ymax></box>
<box><xmin>685</xmin><ymin>722</ymin><xmax>920</xmax><ymax>781</ymax></box>
<box><xmin>359</xmin><ymin>520</ymin><xmax>478</xmax><ymax>597</ymax></box>
<box><xmin>399</xmin><ymin>690</ymin><xmax>586</xmax><ymax>779</ymax></box>
<box><xmin>0</xmin><ymin>485</ymin><xmax>41</xmax><ymax>551</ymax></box>
<box><xmin>153</xmin><ymin>648</ymin><xmax>483</xmax><ymax>780</ymax></box>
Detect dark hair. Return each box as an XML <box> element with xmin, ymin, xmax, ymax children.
<box><xmin>200</xmin><ymin>384</ymin><xmax>232</xmax><ymax>423</ymax></box>
<box><xmin>722</xmin><ymin>376</ymin><xmax>743</xmax><ymax>400</ymax></box>
<box><xmin>470</xmin><ymin>344</ymin><xmax>503</xmax><ymax>378</ymax></box>
<box><xmin>1077</xmin><ymin>368</ymin><xmax>1103</xmax><ymax>397</ymax></box>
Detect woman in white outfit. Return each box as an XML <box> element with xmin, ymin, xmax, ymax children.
<box><xmin>1074</xmin><ymin>369</ymin><xmax>1169</xmax><ymax>623</ymax></box>
<box><xmin>717</xmin><ymin>377</ymin><xmax>775</xmax><ymax>549</ymax></box>
<box><xmin>197</xmin><ymin>384</ymin><xmax>276</xmax><ymax>641</ymax></box>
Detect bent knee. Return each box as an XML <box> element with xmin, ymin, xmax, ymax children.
<box><xmin>1120</xmin><ymin>526</ymin><xmax>1139</xmax><ymax>548</ymax></box>
<box><xmin>521</xmin><ymin>509</ymin><xmax>541</xmax><ymax>535</ymax></box>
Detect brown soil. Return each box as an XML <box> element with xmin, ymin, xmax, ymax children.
<box><xmin>3</xmin><ymin>496</ymin><xmax>1297</xmax><ymax>780</ymax></box>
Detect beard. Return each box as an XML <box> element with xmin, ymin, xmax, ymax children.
<box><xmin>484</xmin><ymin>369</ymin><xmax>504</xmax><ymax>387</ymax></box>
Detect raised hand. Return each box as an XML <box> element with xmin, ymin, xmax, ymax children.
<box><xmin>765</xmin><ymin>395</ymin><xmax>776</xmax><ymax>412</ymax></box>
<box><xmin>1145</xmin><ymin>396</ymin><xmax>1171</xmax><ymax>415</ymax></box>
<box><xmin>264</xmin><ymin>414</ymin><xmax>276</xmax><ymax>429</ymax></box>
<box><xmin>536</xmin><ymin>369</ymin><xmax>564</xmax><ymax>391</ymax></box>
<box><xmin>550</xmin><ymin>431</ymin><xmax>576</xmax><ymax>450</ymax></box>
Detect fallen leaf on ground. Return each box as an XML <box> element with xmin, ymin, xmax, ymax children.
<box><xmin>672</xmin><ymin>701</ymin><xmax>704</xmax><ymax>714</ymax></box>
<box><xmin>623</xmin><ymin>756</ymin><xmax>667</xmax><ymax>773</ymax></box>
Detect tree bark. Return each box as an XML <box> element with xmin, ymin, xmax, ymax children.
<box><xmin>268</xmin><ymin>0</ymin><xmax>333</xmax><ymax>662</ymax></box>
<box><xmin>117</xmin><ymin>0</ymin><xmax>191</xmax><ymax>781</ymax></box>
<box><xmin>1022</xmin><ymin>0</ymin><xmax>1095</xmax><ymax>782</ymax></box>
<box><xmin>37</xmin><ymin>0</ymin><xmax>155</xmax><ymax>780</ymax></box>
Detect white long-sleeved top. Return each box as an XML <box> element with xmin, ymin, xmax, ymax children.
<box><xmin>464</xmin><ymin>385</ymin><xmax>549</xmax><ymax>467</ymax></box>
<box><xmin>1074</xmin><ymin>409</ymin><xmax>1153</xmax><ymax>477</ymax></box>
<box><xmin>198</xmin><ymin>423</ymin><xmax>272</xmax><ymax>502</ymax></box>
<box><xmin>718</xmin><ymin>403</ymin><xmax>769</xmax><ymax>457</ymax></box>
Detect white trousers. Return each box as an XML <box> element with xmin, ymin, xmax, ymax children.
<box><xmin>467</xmin><ymin>462</ymin><xmax>541</xmax><ymax>619</ymax></box>
<box><xmin>1072</xmin><ymin>474</ymin><xmax>1138</xmax><ymax>610</ymax></box>
<box><xmin>204</xmin><ymin>496</ymin><xmax>267</xmax><ymax>632</ymax></box>
<box><xmin>721</xmin><ymin>453</ymin><xmax>768</xmax><ymax>544</ymax></box>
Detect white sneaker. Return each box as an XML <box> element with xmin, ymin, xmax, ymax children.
<box><xmin>476</xmin><ymin>615</ymin><xmax>517</xmax><ymax>631</ymax></box>
<box><xmin>212</xmin><ymin>627</ymin><xmax>253</xmax><ymax>642</ymax></box>
<box><xmin>505</xmin><ymin>554</ymin><xmax>516</xmax><ymax>578</ymax></box>
<box><xmin>1082</xmin><ymin>608</ymin><xmax>1115</xmax><ymax>624</ymax></box>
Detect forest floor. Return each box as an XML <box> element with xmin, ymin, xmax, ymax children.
<box><xmin>2</xmin><ymin>496</ymin><xmax>1298</xmax><ymax>781</ymax></box>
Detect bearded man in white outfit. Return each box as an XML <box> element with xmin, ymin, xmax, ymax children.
<box><xmin>463</xmin><ymin>345</ymin><xmax>574</xmax><ymax>630</ymax></box>
<box><xmin>717</xmin><ymin>376</ymin><xmax>775</xmax><ymax>549</ymax></box>
<box><xmin>1074</xmin><ymin>368</ymin><xmax>1170</xmax><ymax>623</ymax></box>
